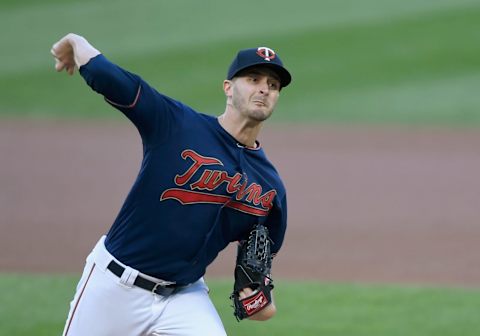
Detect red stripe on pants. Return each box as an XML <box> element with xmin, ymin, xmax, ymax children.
<box><xmin>64</xmin><ymin>263</ymin><xmax>96</xmax><ymax>336</ymax></box>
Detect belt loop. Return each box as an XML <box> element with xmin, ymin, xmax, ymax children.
<box><xmin>92</xmin><ymin>236</ymin><xmax>113</xmax><ymax>272</ymax></box>
<box><xmin>120</xmin><ymin>266</ymin><xmax>139</xmax><ymax>287</ymax></box>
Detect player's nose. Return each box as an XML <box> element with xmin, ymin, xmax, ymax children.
<box><xmin>258</xmin><ymin>80</ymin><xmax>270</xmax><ymax>95</ymax></box>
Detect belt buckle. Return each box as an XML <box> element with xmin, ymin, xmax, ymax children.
<box><xmin>151</xmin><ymin>280</ymin><xmax>176</xmax><ymax>296</ymax></box>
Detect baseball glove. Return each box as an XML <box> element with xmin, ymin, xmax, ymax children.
<box><xmin>230</xmin><ymin>224</ymin><xmax>274</xmax><ymax>321</ymax></box>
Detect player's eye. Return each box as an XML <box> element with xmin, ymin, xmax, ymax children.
<box><xmin>269</xmin><ymin>82</ymin><xmax>280</xmax><ymax>90</ymax></box>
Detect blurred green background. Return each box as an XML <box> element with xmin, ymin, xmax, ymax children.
<box><xmin>1</xmin><ymin>0</ymin><xmax>479</xmax><ymax>335</ymax></box>
<box><xmin>1</xmin><ymin>0</ymin><xmax>479</xmax><ymax>124</ymax></box>
<box><xmin>2</xmin><ymin>275</ymin><xmax>480</xmax><ymax>336</ymax></box>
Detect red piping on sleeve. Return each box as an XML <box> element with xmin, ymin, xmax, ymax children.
<box><xmin>105</xmin><ymin>85</ymin><xmax>142</xmax><ymax>109</ymax></box>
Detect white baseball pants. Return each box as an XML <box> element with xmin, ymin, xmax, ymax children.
<box><xmin>62</xmin><ymin>236</ymin><xmax>227</xmax><ymax>336</ymax></box>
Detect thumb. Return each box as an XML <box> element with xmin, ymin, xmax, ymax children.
<box><xmin>54</xmin><ymin>58</ymin><xmax>65</xmax><ymax>72</ymax></box>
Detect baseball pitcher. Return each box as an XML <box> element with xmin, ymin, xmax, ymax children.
<box><xmin>51</xmin><ymin>33</ymin><xmax>292</xmax><ymax>336</ymax></box>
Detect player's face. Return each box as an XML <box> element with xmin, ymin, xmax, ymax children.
<box><xmin>227</xmin><ymin>68</ymin><xmax>281</xmax><ymax>122</ymax></box>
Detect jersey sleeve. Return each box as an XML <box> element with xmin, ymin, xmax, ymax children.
<box><xmin>79</xmin><ymin>54</ymin><xmax>185</xmax><ymax>146</ymax></box>
<box><xmin>266</xmin><ymin>193</ymin><xmax>287</xmax><ymax>256</ymax></box>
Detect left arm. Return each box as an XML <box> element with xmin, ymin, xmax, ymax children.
<box><xmin>231</xmin><ymin>224</ymin><xmax>276</xmax><ymax>321</ymax></box>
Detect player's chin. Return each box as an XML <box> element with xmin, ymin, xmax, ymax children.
<box><xmin>248</xmin><ymin>108</ymin><xmax>273</xmax><ymax>122</ymax></box>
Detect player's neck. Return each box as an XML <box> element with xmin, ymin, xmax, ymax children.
<box><xmin>218</xmin><ymin>112</ymin><xmax>262</xmax><ymax>148</ymax></box>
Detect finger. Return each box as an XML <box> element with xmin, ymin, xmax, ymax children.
<box><xmin>55</xmin><ymin>61</ymin><xmax>65</xmax><ymax>72</ymax></box>
<box><xmin>239</xmin><ymin>287</ymin><xmax>254</xmax><ymax>299</ymax></box>
<box><xmin>50</xmin><ymin>42</ymin><xmax>62</xmax><ymax>58</ymax></box>
<box><xmin>51</xmin><ymin>37</ymin><xmax>68</xmax><ymax>58</ymax></box>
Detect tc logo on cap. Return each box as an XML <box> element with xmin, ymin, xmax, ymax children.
<box><xmin>256</xmin><ymin>47</ymin><xmax>276</xmax><ymax>61</ymax></box>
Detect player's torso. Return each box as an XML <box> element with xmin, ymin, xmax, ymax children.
<box><xmin>106</xmin><ymin>111</ymin><xmax>285</xmax><ymax>283</ymax></box>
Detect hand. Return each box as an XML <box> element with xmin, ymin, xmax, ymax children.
<box><xmin>238</xmin><ymin>286</ymin><xmax>254</xmax><ymax>299</ymax></box>
<box><xmin>238</xmin><ymin>287</ymin><xmax>277</xmax><ymax>320</ymax></box>
<box><xmin>51</xmin><ymin>34</ymin><xmax>76</xmax><ymax>75</ymax></box>
<box><xmin>50</xmin><ymin>33</ymin><xmax>101</xmax><ymax>75</ymax></box>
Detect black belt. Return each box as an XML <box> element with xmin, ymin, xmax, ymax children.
<box><xmin>107</xmin><ymin>260</ymin><xmax>178</xmax><ymax>296</ymax></box>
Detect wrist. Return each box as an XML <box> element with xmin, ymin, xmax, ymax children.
<box><xmin>68</xmin><ymin>34</ymin><xmax>101</xmax><ymax>68</ymax></box>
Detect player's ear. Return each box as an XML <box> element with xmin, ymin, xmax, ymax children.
<box><xmin>223</xmin><ymin>80</ymin><xmax>233</xmax><ymax>97</ymax></box>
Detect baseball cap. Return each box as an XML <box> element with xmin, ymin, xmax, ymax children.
<box><xmin>227</xmin><ymin>47</ymin><xmax>292</xmax><ymax>88</ymax></box>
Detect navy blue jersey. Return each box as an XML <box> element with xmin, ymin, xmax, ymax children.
<box><xmin>80</xmin><ymin>55</ymin><xmax>287</xmax><ymax>285</ymax></box>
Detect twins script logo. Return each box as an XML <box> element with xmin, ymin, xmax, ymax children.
<box><xmin>256</xmin><ymin>47</ymin><xmax>276</xmax><ymax>61</ymax></box>
<box><xmin>160</xmin><ymin>150</ymin><xmax>277</xmax><ymax>216</ymax></box>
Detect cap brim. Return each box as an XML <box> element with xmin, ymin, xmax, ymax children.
<box><xmin>229</xmin><ymin>62</ymin><xmax>292</xmax><ymax>88</ymax></box>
